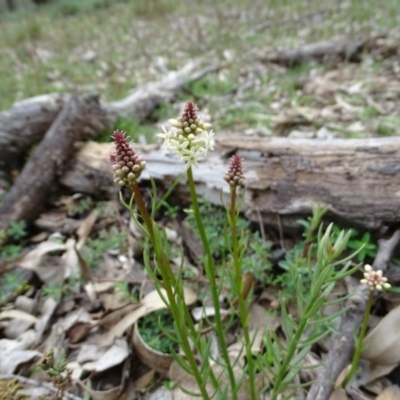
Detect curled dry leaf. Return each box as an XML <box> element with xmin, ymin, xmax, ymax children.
<box><xmin>82</xmin><ymin>337</ymin><xmax>129</xmax><ymax>373</ymax></box>
<box><xmin>132</xmin><ymin>322</ymin><xmax>174</xmax><ymax>373</ymax></box>
<box><xmin>18</xmin><ymin>241</ymin><xmax>67</xmax><ymax>284</ymax></box>
<box><xmin>375</xmin><ymin>384</ymin><xmax>400</xmax><ymax>400</ymax></box>
<box><xmin>361</xmin><ymin>304</ymin><xmax>400</xmax><ymax>365</ymax></box>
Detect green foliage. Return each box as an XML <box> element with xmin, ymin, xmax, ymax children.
<box><xmin>101</xmin><ymin>117</ymin><xmax>156</xmax><ymax>144</ymax></box>
<box><xmin>42</xmin><ymin>275</ymin><xmax>81</xmax><ymax>303</ymax></box>
<box><xmin>138</xmin><ymin>309</ymin><xmax>176</xmax><ymax>354</ymax></box>
<box><xmin>66</xmin><ymin>196</ymin><xmax>93</xmax><ymax>217</ymax></box>
<box><xmin>262</xmin><ymin>223</ymin><xmax>359</xmax><ymax>399</ymax></box>
<box><xmin>83</xmin><ymin>227</ymin><xmax>128</xmax><ymax>269</ymax></box>
<box><xmin>114</xmin><ymin>281</ymin><xmax>140</xmax><ymax>302</ymax></box>
<box><xmin>0</xmin><ymin>270</ymin><xmax>30</xmax><ymax>303</ymax></box>
<box><xmin>7</xmin><ymin>221</ymin><xmax>28</xmax><ymax>241</ymax></box>
<box><xmin>186</xmin><ymin>76</ymin><xmax>236</xmax><ymax>98</ymax></box>
<box><xmin>185</xmin><ymin>198</ymin><xmax>272</xmax><ymax>284</ymax></box>
<box><xmin>0</xmin><ymin>221</ymin><xmax>28</xmax><ymax>261</ymax></box>
<box><xmin>336</xmin><ymin>228</ymin><xmax>377</xmax><ymax>262</ymax></box>
<box><xmin>278</xmin><ymin>208</ymin><xmax>376</xmax><ymax>297</ymax></box>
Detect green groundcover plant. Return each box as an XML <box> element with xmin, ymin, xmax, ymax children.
<box><xmin>109</xmin><ymin>101</ymin><xmax>391</xmax><ymax>399</ymax></box>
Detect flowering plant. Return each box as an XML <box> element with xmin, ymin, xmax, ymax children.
<box><xmin>110</xmin><ymin>101</ymin><xmax>380</xmax><ymax>399</ymax></box>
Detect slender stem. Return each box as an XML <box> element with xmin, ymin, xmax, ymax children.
<box><xmin>271</xmin><ymin>291</ymin><xmax>322</xmax><ymax>400</ymax></box>
<box><xmin>342</xmin><ymin>289</ymin><xmax>374</xmax><ymax>388</ymax></box>
<box><xmin>187</xmin><ymin>167</ymin><xmax>237</xmax><ymax>398</ymax></box>
<box><xmin>131</xmin><ymin>183</ymin><xmax>211</xmax><ymax>400</ymax></box>
<box><xmin>229</xmin><ymin>187</ymin><xmax>257</xmax><ymax>400</ymax></box>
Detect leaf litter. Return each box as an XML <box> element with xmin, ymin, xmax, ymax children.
<box><xmin>2</xmin><ymin>1</ymin><xmax>400</xmax><ymax>400</ymax></box>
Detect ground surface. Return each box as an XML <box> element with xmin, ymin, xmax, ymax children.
<box><xmin>1</xmin><ymin>1</ymin><xmax>400</xmax><ymax>399</ymax></box>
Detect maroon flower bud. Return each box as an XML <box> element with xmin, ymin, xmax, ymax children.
<box><xmin>224</xmin><ymin>154</ymin><xmax>245</xmax><ymax>187</ymax></box>
<box><xmin>110</xmin><ymin>130</ymin><xmax>146</xmax><ymax>187</ymax></box>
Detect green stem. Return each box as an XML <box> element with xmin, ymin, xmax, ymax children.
<box><xmin>342</xmin><ymin>289</ymin><xmax>374</xmax><ymax>388</ymax></box>
<box><xmin>187</xmin><ymin>167</ymin><xmax>237</xmax><ymax>398</ymax></box>
<box><xmin>271</xmin><ymin>291</ymin><xmax>322</xmax><ymax>400</ymax></box>
<box><xmin>229</xmin><ymin>187</ymin><xmax>257</xmax><ymax>400</ymax></box>
<box><xmin>131</xmin><ymin>182</ymin><xmax>211</xmax><ymax>400</ymax></box>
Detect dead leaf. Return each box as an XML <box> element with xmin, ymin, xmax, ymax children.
<box><xmin>83</xmin><ymin>338</ymin><xmax>130</xmax><ymax>373</ymax></box>
<box><xmin>329</xmin><ymin>388</ymin><xmax>349</xmax><ymax>400</ymax></box>
<box><xmin>132</xmin><ymin>322</ymin><xmax>173</xmax><ymax>373</ymax></box>
<box><xmin>375</xmin><ymin>384</ymin><xmax>400</xmax><ymax>400</ymax></box>
<box><xmin>362</xmin><ymin>304</ymin><xmax>400</xmax><ymax>365</ymax></box>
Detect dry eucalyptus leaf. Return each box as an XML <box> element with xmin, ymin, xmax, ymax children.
<box><xmin>82</xmin><ymin>337</ymin><xmax>129</xmax><ymax>373</ymax></box>
<box><xmin>35</xmin><ymin>297</ymin><xmax>58</xmax><ymax>341</ymax></box>
<box><xmin>132</xmin><ymin>322</ymin><xmax>174</xmax><ymax>373</ymax></box>
<box><xmin>0</xmin><ymin>309</ymin><xmax>37</xmax><ymax>324</ymax></box>
<box><xmin>132</xmin><ymin>368</ymin><xmax>156</xmax><ymax>389</ymax></box>
<box><xmin>0</xmin><ymin>348</ymin><xmax>41</xmax><ymax>374</ymax></box>
<box><xmin>62</xmin><ymin>238</ymin><xmax>80</xmax><ymax>278</ymax></box>
<box><xmin>375</xmin><ymin>384</ymin><xmax>400</xmax><ymax>400</ymax></box>
<box><xmin>19</xmin><ymin>241</ymin><xmax>66</xmax><ymax>270</ymax></box>
<box><xmin>367</xmin><ymin>362</ymin><xmax>398</xmax><ymax>384</ymax></box>
<box><xmin>78</xmin><ymin>383</ymin><xmax>123</xmax><ymax>400</ymax></box>
<box><xmin>329</xmin><ymin>388</ymin><xmax>349</xmax><ymax>400</ymax></box>
<box><xmin>76</xmin><ymin>210</ymin><xmax>97</xmax><ymax>248</ymax></box>
<box><xmin>361</xmin><ymin>304</ymin><xmax>400</xmax><ymax>365</ymax></box>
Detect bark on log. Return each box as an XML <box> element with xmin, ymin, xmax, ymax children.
<box><xmin>0</xmin><ymin>61</ymin><xmax>218</xmax><ymax>171</ymax></box>
<box><xmin>0</xmin><ymin>94</ymin><xmax>65</xmax><ymax>170</ymax></box>
<box><xmin>62</xmin><ymin>136</ymin><xmax>400</xmax><ymax>231</ymax></box>
<box><xmin>0</xmin><ymin>94</ymin><xmax>108</xmax><ymax>229</ymax></box>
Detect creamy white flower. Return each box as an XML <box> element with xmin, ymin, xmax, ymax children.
<box><xmin>158</xmin><ymin>102</ymin><xmax>214</xmax><ymax>169</ymax></box>
<box><xmin>360</xmin><ymin>264</ymin><xmax>391</xmax><ymax>291</ymax></box>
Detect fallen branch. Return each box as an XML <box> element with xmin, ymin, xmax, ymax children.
<box><xmin>0</xmin><ymin>61</ymin><xmax>219</xmax><ymax>172</ymax></box>
<box><xmin>0</xmin><ymin>373</ymin><xmax>83</xmax><ymax>400</ymax></box>
<box><xmin>62</xmin><ymin>136</ymin><xmax>400</xmax><ymax>231</ymax></box>
<box><xmin>0</xmin><ymin>93</ymin><xmax>108</xmax><ymax>229</ymax></box>
<box><xmin>255</xmin><ymin>36</ymin><xmax>370</xmax><ymax>67</ymax></box>
<box><xmin>307</xmin><ymin>230</ymin><xmax>400</xmax><ymax>400</ymax></box>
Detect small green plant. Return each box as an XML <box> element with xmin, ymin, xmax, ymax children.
<box><xmin>7</xmin><ymin>221</ymin><xmax>28</xmax><ymax>240</ymax></box>
<box><xmin>138</xmin><ymin>309</ymin><xmax>176</xmax><ymax>354</ymax></box>
<box><xmin>83</xmin><ymin>227</ymin><xmax>128</xmax><ymax>269</ymax></box>
<box><xmin>42</xmin><ymin>275</ymin><xmax>81</xmax><ymax>304</ymax></box>
<box><xmin>0</xmin><ymin>221</ymin><xmax>28</xmax><ymax>261</ymax></box>
<box><xmin>114</xmin><ymin>281</ymin><xmax>140</xmax><ymax>303</ymax></box>
<box><xmin>66</xmin><ymin>196</ymin><xmax>93</xmax><ymax>217</ymax></box>
<box><xmin>38</xmin><ymin>349</ymin><xmax>72</xmax><ymax>400</ymax></box>
<box><xmin>0</xmin><ymin>270</ymin><xmax>30</xmax><ymax>304</ymax></box>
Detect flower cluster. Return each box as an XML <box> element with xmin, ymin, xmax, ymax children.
<box><xmin>224</xmin><ymin>154</ymin><xmax>246</xmax><ymax>187</ymax></box>
<box><xmin>360</xmin><ymin>264</ymin><xmax>391</xmax><ymax>291</ymax></box>
<box><xmin>110</xmin><ymin>130</ymin><xmax>146</xmax><ymax>187</ymax></box>
<box><xmin>158</xmin><ymin>101</ymin><xmax>214</xmax><ymax>169</ymax></box>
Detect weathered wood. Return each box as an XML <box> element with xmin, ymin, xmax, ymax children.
<box><xmin>0</xmin><ymin>94</ymin><xmax>66</xmax><ymax>170</ymax></box>
<box><xmin>256</xmin><ymin>37</ymin><xmax>369</xmax><ymax>67</ymax></box>
<box><xmin>0</xmin><ymin>94</ymin><xmax>108</xmax><ymax>229</ymax></box>
<box><xmin>62</xmin><ymin>136</ymin><xmax>400</xmax><ymax>231</ymax></box>
<box><xmin>0</xmin><ymin>61</ymin><xmax>218</xmax><ymax>171</ymax></box>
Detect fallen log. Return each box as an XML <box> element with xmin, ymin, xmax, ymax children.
<box><xmin>0</xmin><ymin>94</ymin><xmax>108</xmax><ymax>229</ymax></box>
<box><xmin>0</xmin><ymin>61</ymin><xmax>219</xmax><ymax>171</ymax></box>
<box><xmin>256</xmin><ymin>36</ymin><xmax>370</xmax><ymax>67</ymax></box>
<box><xmin>61</xmin><ymin>135</ymin><xmax>400</xmax><ymax>231</ymax></box>
<box><xmin>0</xmin><ymin>93</ymin><xmax>65</xmax><ymax>170</ymax></box>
